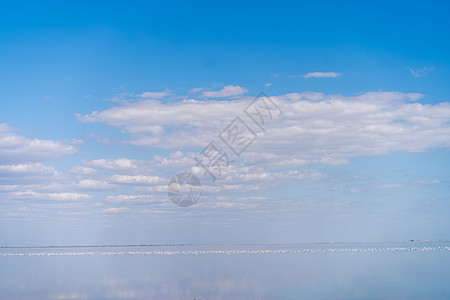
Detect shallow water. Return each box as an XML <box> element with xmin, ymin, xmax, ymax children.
<box><xmin>1</xmin><ymin>241</ymin><xmax>449</xmax><ymax>299</ymax></box>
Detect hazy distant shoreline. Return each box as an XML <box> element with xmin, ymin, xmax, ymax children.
<box><xmin>1</xmin><ymin>239</ymin><xmax>448</xmax><ymax>249</ymax></box>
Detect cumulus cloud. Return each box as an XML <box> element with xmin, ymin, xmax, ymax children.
<box><xmin>0</xmin><ymin>163</ymin><xmax>58</xmax><ymax>176</ymax></box>
<box><xmin>77</xmin><ymin>99</ymin><xmax>241</xmax><ymax>128</ymax></box>
<box><xmin>244</xmin><ymin>91</ymin><xmax>450</xmax><ymax>167</ymax></box>
<box><xmin>111</xmin><ymin>175</ymin><xmax>161</xmax><ymax>185</ymax></box>
<box><xmin>68</xmin><ymin>89</ymin><xmax>450</xmax><ymax>211</ymax></box>
<box><xmin>85</xmin><ymin>155</ymin><xmax>188</xmax><ymax>175</ymax></box>
<box><xmin>75</xmin><ymin>179</ymin><xmax>116</xmax><ymax>191</ymax></box>
<box><xmin>0</xmin><ymin>163</ymin><xmax>62</xmax><ymax>186</ymax></box>
<box><xmin>76</xmin><ymin>90</ymin><xmax>450</xmax><ymax>170</ymax></box>
<box><xmin>70</xmin><ymin>165</ymin><xmax>96</xmax><ymax>175</ymax></box>
<box><xmin>201</xmin><ymin>85</ymin><xmax>248</xmax><ymax>98</ymax></box>
<box><xmin>4</xmin><ymin>87</ymin><xmax>448</xmax><ymax>221</ymax></box>
<box><xmin>12</xmin><ymin>190</ymin><xmax>92</xmax><ymax>201</ymax></box>
<box><xmin>0</xmin><ymin>123</ymin><xmax>78</xmax><ymax>163</ymax></box>
<box><xmin>76</xmin><ymin>98</ymin><xmax>247</xmax><ymax>148</ymax></box>
<box><xmin>83</xmin><ymin>158</ymin><xmax>140</xmax><ymax>171</ymax></box>
<box><xmin>191</xmin><ymin>164</ymin><xmax>326</xmax><ymax>185</ymax></box>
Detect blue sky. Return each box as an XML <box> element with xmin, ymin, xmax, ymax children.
<box><xmin>0</xmin><ymin>0</ymin><xmax>449</xmax><ymax>246</ymax></box>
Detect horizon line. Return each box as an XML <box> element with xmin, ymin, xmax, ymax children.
<box><xmin>1</xmin><ymin>239</ymin><xmax>448</xmax><ymax>249</ymax></box>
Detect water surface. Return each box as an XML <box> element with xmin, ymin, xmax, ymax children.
<box><xmin>1</xmin><ymin>241</ymin><xmax>449</xmax><ymax>299</ymax></box>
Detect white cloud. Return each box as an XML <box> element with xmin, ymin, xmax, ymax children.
<box><xmin>75</xmin><ymin>179</ymin><xmax>116</xmax><ymax>190</ymax></box>
<box><xmin>106</xmin><ymin>194</ymin><xmax>155</xmax><ymax>204</ymax></box>
<box><xmin>190</xmin><ymin>87</ymin><xmax>204</xmax><ymax>93</ymax></box>
<box><xmin>198</xmin><ymin>165</ymin><xmax>326</xmax><ymax>184</ymax></box>
<box><xmin>0</xmin><ymin>185</ymin><xmax>19</xmax><ymax>191</ymax></box>
<box><xmin>107</xmin><ymin>92</ymin><xmax>131</xmax><ymax>103</ymax></box>
<box><xmin>12</xmin><ymin>190</ymin><xmax>92</xmax><ymax>201</ymax></box>
<box><xmin>138</xmin><ymin>91</ymin><xmax>170</xmax><ymax>99</ymax></box>
<box><xmin>201</xmin><ymin>85</ymin><xmax>248</xmax><ymax>98</ymax></box>
<box><xmin>101</xmin><ymin>207</ymin><xmax>130</xmax><ymax>213</ymax></box>
<box><xmin>124</xmin><ymin>125</ymin><xmax>164</xmax><ymax>134</ymax></box>
<box><xmin>0</xmin><ymin>163</ymin><xmax>58</xmax><ymax>176</ymax></box>
<box><xmin>302</xmin><ymin>72</ymin><xmax>342</xmax><ymax>78</ymax></box>
<box><xmin>0</xmin><ymin>123</ymin><xmax>78</xmax><ymax>163</ymax></box>
<box><xmin>408</xmin><ymin>67</ymin><xmax>433</xmax><ymax>77</ymax></box>
<box><xmin>77</xmin><ymin>99</ymin><xmax>241</xmax><ymax>128</ymax></box>
<box><xmin>265</xmin><ymin>83</ymin><xmax>272</xmax><ymax>87</ymax></box>
<box><xmin>76</xmin><ymin>98</ymin><xmax>246</xmax><ymax>149</ymax></box>
<box><xmin>0</xmin><ymin>163</ymin><xmax>64</xmax><ymax>187</ymax></box>
<box><xmin>413</xmin><ymin>179</ymin><xmax>440</xmax><ymax>185</ymax></box>
<box><xmin>4</xmin><ymin>86</ymin><xmax>449</xmax><ymax>227</ymax></box>
<box><xmin>77</xmin><ymin>90</ymin><xmax>450</xmax><ymax>170</ymax></box>
<box><xmin>83</xmin><ymin>158</ymin><xmax>140</xmax><ymax>171</ymax></box>
<box><xmin>72</xmin><ymin>88</ymin><xmax>450</xmax><ymax>210</ymax></box>
<box><xmin>111</xmin><ymin>175</ymin><xmax>161</xmax><ymax>185</ymax></box>
<box><xmin>70</xmin><ymin>165</ymin><xmax>96</xmax><ymax>175</ymax></box>
<box><xmin>70</xmin><ymin>152</ymin><xmax>194</xmax><ymax>178</ymax></box>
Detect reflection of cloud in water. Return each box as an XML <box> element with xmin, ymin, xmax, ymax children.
<box><xmin>1</xmin><ymin>242</ymin><xmax>449</xmax><ymax>299</ymax></box>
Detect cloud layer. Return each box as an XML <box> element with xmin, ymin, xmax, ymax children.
<box><xmin>77</xmin><ymin>90</ymin><xmax>450</xmax><ymax>169</ymax></box>
<box><xmin>201</xmin><ymin>85</ymin><xmax>248</xmax><ymax>98</ymax></box>
<box><xmin>2</xmin><ymin>88</ymin><xmax>449</xmax><ymax>228</ymax></box>
<box><xmin>0</xmin><ymin>124</ymin><xmax>78</xmax><ymax>164</ymax></box>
